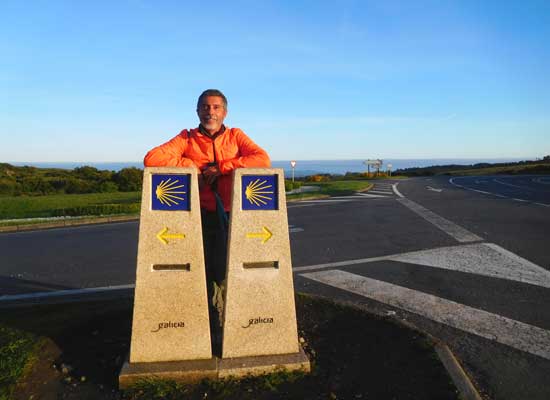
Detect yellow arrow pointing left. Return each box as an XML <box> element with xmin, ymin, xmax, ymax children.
<box><xmin>156</xmin><ymin>227</ymin><xmax>186</xmax><ymax>245</ymax></box>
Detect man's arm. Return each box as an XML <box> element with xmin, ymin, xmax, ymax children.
<box><xmin>143</xmin><ymin>130</ymin><xmax>197</xmax><ymax>168</ymax></box>
<box><xmin>218</xmin><ymin>129</ymin><xmax>271</xmax><ymax>174</ymax></box>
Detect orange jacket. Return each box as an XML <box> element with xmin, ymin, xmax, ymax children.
<box><xmin>144</xmin><ymin>127</ymin><xmax>270</xmax><ymax>211</ymax></box>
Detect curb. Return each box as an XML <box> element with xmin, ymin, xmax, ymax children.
<box><xmin>300</xmin><ymin>294</ymin><xmax>484</xmax><ymax>400</ymax></box>
<box><xmin>435</xmin><ymin>342</ymin><xmax>483</xmax><ymax>400</ymax></box>
<box><xmin>0</xmin><ymin>215</ymin><xmax>139</xmax><ymax>233</ymax></box>
<box><xmin>393</xmin><ymin>317</ymin><xmax>483</xmax><ymax>400</ymax></box>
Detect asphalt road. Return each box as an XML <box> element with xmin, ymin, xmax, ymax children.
<box><xmin>1</xmin><ymin>176</ymin><xmax>550</xmax><ymax>399</ymax></box>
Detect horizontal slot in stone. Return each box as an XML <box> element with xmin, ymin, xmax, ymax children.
<box><xmin>243</xmin><ymin>261</ymin><xmax>279</xmax><ymax>269</ymax></box>
<box><xmin>152</xmin><ymin>263</ymin><xmax>190</xmax><ymax>271</ymax></box>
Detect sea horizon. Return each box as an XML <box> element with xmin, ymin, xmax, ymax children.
<box><xmin>5</xmin><ymin>158</ymin><xmax>535</xmax><ymax>177</ymax></box>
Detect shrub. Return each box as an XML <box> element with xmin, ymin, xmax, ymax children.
<box><xmin>114</xmin><ymin>168</ymin><xmax>143</xmax><ymax>192</ymax></box>
<box><xmin>99</xmin><ymin>181</ymin><xmax>119</xmax><ymax>193</ymax></box>
<box><xmin>284</xmin><ymin>180</ymin><xmax>293</xmax><ymax>191</ymax></box>
<box><xmin>52</xmin><ymin>203</ymin><xmax>140</xmax><ymax>217</ymax></box>
<box><xmin>307</xmin><ymin>174</ymin><xmax>330</xmax><ymax>182</ymax></box>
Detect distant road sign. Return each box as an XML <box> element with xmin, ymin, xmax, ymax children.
<box><xmin>364</xmin><ymin>159</ymin><xmax>382</xmax><ymax>166</ymax></box>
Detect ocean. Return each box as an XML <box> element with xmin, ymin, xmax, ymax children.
<box><xmin>7</xmin><ymin>158</ymin><xmax>528</xmax><ymax>177</ymax></box>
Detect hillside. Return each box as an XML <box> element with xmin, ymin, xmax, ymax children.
<box><xmin>393</xmin><ymin>156</ymin><xmax>550</xmax><ymax>177</ymax></box>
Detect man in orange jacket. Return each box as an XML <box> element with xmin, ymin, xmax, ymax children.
<box><xmin>144</xmin><ymin>89</ymin><xmax>270</xmax><ymax>334</ymax></box>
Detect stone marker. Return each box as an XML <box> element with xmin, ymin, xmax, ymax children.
<box><xmin>221</xmin><ymin>168</ymin><xmax>308</xmax><ymax>370</ymax></box>
<box><xmin>125</xmin><ymin>167</ymin><xmax>212</xmax><ymax>364</ymax></box>
<box><xmin>120</xmin><ymin>167</ymin><xmax>308</xmax><ymax>387</ymax></box>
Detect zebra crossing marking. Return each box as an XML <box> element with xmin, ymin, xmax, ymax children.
<box><xmin>301</xmin><ymin>269</ymin><xmax>550</xmax><ymax>361</ymax></box>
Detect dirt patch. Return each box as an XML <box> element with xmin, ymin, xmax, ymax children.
<box><xmin>1</xmin><ymin>294</ymin><xmax>459</xmax><ymax>399</ymax></box>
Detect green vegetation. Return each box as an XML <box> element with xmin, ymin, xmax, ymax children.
<box><xmin>394</xmin><ymin>156</ymin><xmax>550</xmax><ymax>177</ymax></box>
<box><xmin>0</xmin><ymin>191</ymin><xmax>141</xmax><ymax>219</ymax></box>
<box><xmin>445</xmin><ymin>163</ymin><xmax>550</xmax><ymax>176</ymax></box>
<box><xmin>0</xmin><ymin>163</ymin><xmax>376</xmax><ymax>222</ymax></box>
<box><xmin>0</xmin><ymin>325</ymin><xmax>41</xmax><ymax>400</ymax></box>
<box><xmin>126</xmin><ymin>370</ymin><xmax>306</xmax><ymax>400</ymax></box>
<box><xmin>284</xmin><ymin>179</ymin><xmax>303</xmax><ymax>191</ymax></box>
<box><xmin>0</xmin><ymin>163</ymin><xmax>143</xmax><ymax>196</ymax></box>
<box><xmin>309</xmin><ymin>180</ymin><xmax>372</xmax><ymax>194</ymax></box>
<box><xmin>287</xmin><ymin>179</ymin><xmax>372</xmax><ymax>201</ymax></box>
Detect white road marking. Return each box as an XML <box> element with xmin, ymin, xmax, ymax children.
<box><xmin>449</xmin><ymin>178</ymin><xmax>549</xmax><ymax>206</ymax></box>
<box><xmin>389</xmin><ymin>243</ymin><xmax>550</xmax><ymax>289</ymax></box>
<box><xmin>293</xmin><ymin>254</ymin><xmax>398</xmax><ymax>272</ymax></box>
<box><xmin>533</xmin><ymin>177</ymin><xmax>550</xmax><ymax>185</ymax></box>
<box><xmin>0</xmin><ymin>284</ymin><xmax>135</xmax><ymax>304</ymax></box>
<box><xmin>368</xmin><ymin>190</ymin><xmax>392</xmax><ymax>195</ymax></box>
<box><xmin>289</xmin><ymin>225</ymin><xmax>304</xmax><ymax>233</ymax></box>
<box><xmin>494</xmin><ymin>178</ymin><xmax>534</xmax><ymax>191</ymax></box>
<box><xmin>329</xmin><ymin>194</ymin><xmax>387</xmax><ymax>199</ymax></box>
<box><xmin>397</xmin><ymin>198</ymin><xmax>483</xmax><ymax>243</ymax></box>
<box><xmin>288</xmin><ymin>194</ymin><xmax>388</xmax><ymax>208</ymax></box>
<box><xmin>354</xmin><ymin>192</ymin><xmax>386</xmax><ymax>197</ymax></box>
<box><xmin>297</xmin><ymin>199</ymin><xmax>355</xmax><ymax>204</ymax></box>
<box><xmin>293</xmin><ymin>242</ymin><xmax>550</xmax><ymax>289</ymax></box>
<box><xmin>301</xmin><ymin>269</ymin><xmax>550</xmax><ymax>360</ymax></box>
<box><xmin>392</xmin><ymin>183</ymin><xmax>404</xmax><ymax>198</ymax></box>
<box><xmin>426</xmin><ymin>186</ymin><xmax>443</xmax><ymax>193</ymax></box>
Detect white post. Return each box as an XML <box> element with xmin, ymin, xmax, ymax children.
<box><xmin>290</xmin><ymin>160</ymin><xmax>296</xmax><ymax>182</ymax></box>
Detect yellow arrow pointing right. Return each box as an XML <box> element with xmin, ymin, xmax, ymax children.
<box><xmin>246</xmin><ymin>226</ymin><xmax>273</xmax><ymax>244</ymax></box>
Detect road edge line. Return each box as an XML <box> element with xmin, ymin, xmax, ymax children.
<box><xmin>392</xmin><ymin>183</ymin><xmax>404</xmax><ymax>198</ymax></box>
<box><xmin>0</xmin><ymin>284</ymin><xmax>135</xmax><ymax>308</ymax></box>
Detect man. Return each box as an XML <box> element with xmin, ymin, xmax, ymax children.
<box><xmin>144</xmin><ymin>89</ymin><xmax>270</xmax><ymax>335</ymax></box>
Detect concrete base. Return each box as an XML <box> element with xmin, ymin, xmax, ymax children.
<box><xmin>218</xmin><ymin>347</ymin><xmax>310</xmax><ymax>378</ymax></box>
<box><xmin>119</xmin><ymin>347</ymin><xmax>310</xmax><ymax>388</ymax></box>
<box><xmin>119</xmin><ymin>357</ymin><xmax>218</xmax><ymax>388</ymax></box>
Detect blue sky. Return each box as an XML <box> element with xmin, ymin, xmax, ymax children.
<box><xmin>1</xmin><ymin>0</ymin><xmax>549</xmax><ymax>162</ymax></box>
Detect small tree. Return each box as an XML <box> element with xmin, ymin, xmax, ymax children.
<box><xmin>114</xmin><ymin>167</ymin><xmax>143</xmax><ymax>192</ymax></box>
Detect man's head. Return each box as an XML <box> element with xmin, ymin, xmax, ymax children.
<box><xmin>197</xmin><ymin>89</ymin><xmax>228</xmax><ymax>134</ymax></box>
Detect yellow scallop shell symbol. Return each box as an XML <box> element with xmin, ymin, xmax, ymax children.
<box><xmin>245</xmin><ymin>178</ymin><xmax>273</xmax><ymax>206</ymax></box>
<box><xmin>155</xmin><ymin>178</ymin><xmax>186</xmax><ymax>206</ymax></box>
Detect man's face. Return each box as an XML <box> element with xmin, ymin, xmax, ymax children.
<box><xmin>197</xmin><ymin>96</ymin><xmax>227</xmax><ymax>134</ymax></box>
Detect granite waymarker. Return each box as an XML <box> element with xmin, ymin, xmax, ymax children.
<box><xmin>128</xmin><ymin>167</ymin><xmax>211</xmax><ymax>362</ymax></box>
<box><xmin>221</xmin><ymin>168</ymin><xmax>303</xmax><ymax>360</ymax></box>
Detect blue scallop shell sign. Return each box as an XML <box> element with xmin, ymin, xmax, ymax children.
<box><xmin>151</xmin><ymin>174</ymin><xmax>190</xmax><ymax>211</ymax></box>
<box><xmin>242</xmin><ymin>175</ymin><xmax>278</xmax><ymax>210</ymax></box>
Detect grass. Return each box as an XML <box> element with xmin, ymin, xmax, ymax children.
<box><xmin>0</xmin><ymin>325</ymin><xmax>41</xmax><ymax>400</ymax></box>
<box><xmin>125</xmin><ymin>370</ymin><xmax>307</xmax><ymax>400</ymax></box>
<box><xmin>0</xmin><ymin>191</ymin><xmax>141</xmax><ymax>219</ymax></box>
<box><xmin>308</xmin><ymin>179</ymin><xmax>373</xmax><ymax>195</ymax></box>
<box><xmin>445</xmin><ymin>163</ymin><xmax>550</xmax><ymax>176</ymax></box>
<box><xmin>286</xmin><ymin>180</ymin><xmax>372</xmax><ymax>201</ymax></box>
<box><xmin>0</xmin><ymin>180</ymin><xmax>376</xmax><ymax>225</ymax></box>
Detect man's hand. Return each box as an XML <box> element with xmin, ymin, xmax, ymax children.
<box><xmin>202</xmin><ymin>165</ymin><xmax>221</xmax><ymax>186</ymax></box>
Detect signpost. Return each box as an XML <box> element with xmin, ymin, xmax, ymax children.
<box><xmin>290</xmin><ymin>160</ymin><xmax>296</xmax><ymax>182</ymax></box>
<box><xmin>364</xmin><ymin>159</ymin><xmax>382</xmax><ymax>176</ymax></box>
<box><xmin>387</xmin><ymin>163</ymin><xmax>393</xmax><ymax>177</ymax></box>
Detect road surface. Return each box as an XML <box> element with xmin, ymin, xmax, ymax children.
<box><xmin>1</xmin><ymin>175</ymin><xmax>550</xmax><ymax>399</ymax></box>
